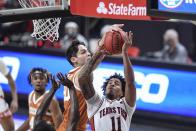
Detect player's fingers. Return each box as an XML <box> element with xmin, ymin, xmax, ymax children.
<box><xmin>64</xmin><ymin>74</ymin><xmax>68</xmax><ymax>79</ymax></box>
<box><xmin>111</xmin><ymin>24</ymin><xmax>124</xmax><ymax>32</ymax></box>
<box><xmin>112</xmin><ymin>24</ymin><xmax>124</xmax><ymax>28</ymax></box>
<box><xmin>50</xmin><ymin>75</ymin><xmax>54</xmax><ymax>84</ymax></box>
<box><xmin>52</xmin><ymin>75</ymin><xmax>56</xmax><ymax>82</ymax></box>
<box><xmin>128</xmin><ymin>31</ymin><xmax>133</xmax><ymax>44</ymax></box>
<box><xmin>129</xmin><ymin>31</ymin><xmax>133</xmax><ymax>39</ymax></box>
<box><xmin>61</xmin><ymin>73</ymin><xmax>66</xmax><ymax>80</ymax></box>
<box><xmin>111</xmin><ymin>27</ymin><xmax>123</xmax><ymax>32</ymax></box>
<box><xmin>57</xmin><ymin>81</ymin><xmax>60</xmax><ymax>88</ymax></box>
<box><xmin>10</xmin><ymin>105</ymin><xmax>17</xmax><ymax>113</ymax></box>
<box><xmin>120</xmin><ymin>31</ymin><xmax>127</xmax><ymax>40</ymax></box>
<box><xmin>57</xmin><ymin>72</ymin><xmax>63</xmax><ymax>80</ymax></box>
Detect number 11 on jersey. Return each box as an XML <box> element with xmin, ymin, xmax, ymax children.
<box><xmin>111</xmin><ymin>116</ymin><xmax>121</xmax><ymax>131</ymax></box>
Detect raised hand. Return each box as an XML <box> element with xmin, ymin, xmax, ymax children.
<box><xmin>51</xmin><ymin>75</ymin><xmax>60</xmax><ymax>90</ymax></box>
<box><xmin>56</xmin><ymin>72</ymin><xmax>74</xmax><ymax>89</ymax></box>
<box><xmin>121</xmin><ymin>31</ymin><xmax>133</xmax><ymax>53</ymax></box>
<box><xmin>98</xmin><ymin>24</ymin><xmax>124</xmax><ymax>50</ymax></box>
<box><xmin>110</xmin><ymin>24</ymin><xmax>124</xmax><ymax>32</ymax></box>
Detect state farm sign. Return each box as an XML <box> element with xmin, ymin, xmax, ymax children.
<box><xmin>97</xmin><ymin>2</ymin><xmax>146</xmax><ymax>16</ymax></box>
<box><xmin>70</xmin><ymin>0</ymin><xmax>151</xmax><ymax>20</ymax></box>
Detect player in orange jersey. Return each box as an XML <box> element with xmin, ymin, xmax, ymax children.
<box><xmin>57</xmin><ymin>24</ymin><xmax>124</xmax><ymax>131</ymax></box>
<box><xmin>32</xmin><ymin>72</ymin><xmax>79</xmax><ymax>131</ymax></box>
<box><xmin>57</xmin><ymin>72</ymin><xmax>79</xmax><ymax>131</ymax></box>
<box><xmin>57</xmin><ymin>40</ymin><xmax>90</xmax><ymax>131</ymax></box>
<box><xmin>17</xmin><ymin>67</ymin><xmax>63</xmax><ymax>131</ymax></box>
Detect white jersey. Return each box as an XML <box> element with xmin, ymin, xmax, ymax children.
<box><xmin>0</xmin><ymin>59</ymin><xmax>9</xmax><ymax>113</ymax></box>
<box><xmin>86</xmin><ymin>93</ymin><xmax>136</xmax><ymax>131</ymax></box>
<box><xmin>0</xmin><ymin>59</ymin><xmax>9</xmax><ymax>76</ymax></box>
<box><xmin>0</xmin><ymin>59</ymin><xmax>9</xmax><ymax>97</ymax></box>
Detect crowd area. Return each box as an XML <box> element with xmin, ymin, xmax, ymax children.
<box><xmin>1</xmin><ymin>20</ymin><xmax>195</xmax><ymax>65</ymax></box>
<box><xmin>1</xmin><ymin>0</ymin><xmax>196</xmax><ymax>65</ymax></box>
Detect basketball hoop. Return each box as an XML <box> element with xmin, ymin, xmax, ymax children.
<box><xmin>18</xmin><ymin>0</ymin><xmax>62</xmax><ymax>42</ymax></box>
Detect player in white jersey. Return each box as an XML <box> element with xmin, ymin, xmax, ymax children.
<box><xmin>78</xmin><ymin>29</ymin><xmax>136</xmax><ymax>131</ymax></box>
<box><xmin>0</xmin><ymin>59</ymin><xmax>18</xmax><ymax>131</ymax></box>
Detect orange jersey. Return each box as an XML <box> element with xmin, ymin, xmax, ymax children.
<box><xmin>28</xmin><ymin>91</ymin><xmax>54</xmax><ymax>130</ymax></box>
<box><xmin>57</xmin><ymin>67</ymin><xmax>88</xmax><ymax>131</ymax></box>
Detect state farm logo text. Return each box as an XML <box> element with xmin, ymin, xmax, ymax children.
<box><xmin>97</xmin><ymin>2</ymin><xmax>146</xmax><ymax>16</ymax></box>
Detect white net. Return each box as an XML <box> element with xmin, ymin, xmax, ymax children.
<box><xmin>18</xmin><ymin>0</ymin><xmax>61</xmax><ymax>42</ymax></box>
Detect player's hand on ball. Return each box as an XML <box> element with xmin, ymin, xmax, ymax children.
<box><xmin>110</xmin><ymin>24</ymin><xmax>124</xmax><ymax>32</ymax></box>
<box><xmin>97</xmin><ymin>33</ymin><xmax>110</xmax><ymax>55</ymax></box>
<box><xmin>122</xmin><ymin>31</ymin><xmax>133</xmax><ymax>53</ymax></box>
<box><xmin>98</xmin><ymin>24</ymin><xmax>124</xmax><ymax>49</ymax></box>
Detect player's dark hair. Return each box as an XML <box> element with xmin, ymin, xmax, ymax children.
<box><xmin>33</xmin><ymin>120</ymin><xmax>55</xmax><ymax>131</ymax></box>
<box><xmin>28</xmin><ymin>67</ymin><xmax>50</xmax><ymax>85</ymax></box>
<box><xmin>66</xmin><ymin>40</ymin><xmax>85</xmax><ymax>66</ymax></box>
<box><xmin>102</xmin><ymin>73</ymin><xmax>126</xmax><ymax>96</ymax></box>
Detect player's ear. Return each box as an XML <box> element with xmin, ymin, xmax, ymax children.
<box><xmin>70</xmin><ymin>56</ymin><xmax>77</xmax><ymax>64</ymax></box>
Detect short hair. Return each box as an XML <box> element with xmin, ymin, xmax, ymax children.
<box><xmin>66</xmin><ymin>40</ymin><xmax>85</xmax><ymax>66</ymax></box>
<box><xmin>27</xmin><ymin>67</ymin><xmax>49</xmax><ymax>85</ymax></box>
<box><xmin>33</xmin><ymin>120</ymin><xmax>55</xmax><ymax>131</ymax></box>
<box><xmin>65</xmin><ymin>21</ymin><xmax>78</xmax><ymax>30</ymax></box>
<box><xmin>102</xmin><ymin>73</ymin><xmax>126</xmax><ymax>96</ymax></box>
<box><xmin>164</xmin><ymin>29</ymin><xmax>179</xmax><ymax>41</ymax></box>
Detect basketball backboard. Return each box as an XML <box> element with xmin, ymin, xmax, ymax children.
<box><xmin>0</xmin><ymin>0</ymin><xmax>71</xmax><ymax>23</ymax></box>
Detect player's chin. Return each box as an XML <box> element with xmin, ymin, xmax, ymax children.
<box><xmin>86</xmin><ymin>56</ymin><xmax>91</xmax><ymax>60</ymax></box>
<box><xmin>107</xmin><ymin>90</ymin><xmax>115</xmax><ymax>96</ymax></box>
<box><xmin>34</xmin><ymin>88</ymin><xmax>44</xmax><ymax>93</ymax></box>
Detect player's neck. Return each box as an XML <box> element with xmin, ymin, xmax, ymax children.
<box><xmin>106</xmin><ymin>94</ymin><xmax>116</xmax><ymax>100</ymax></box>
<box><xmin>34</xmin><ymin>90</ymin><xmax>45</xmax><ymax>99</ymax></box>
<box><xmin>106</xmin><ymin>94</ymin><xmax>121</xmax><ymax>100</ymax></box>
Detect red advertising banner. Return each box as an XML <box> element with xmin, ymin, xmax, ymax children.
<box><xmin>70</xmin><ymin>0</ymin><xmax>151</xmax><ymax>20</ymax></box>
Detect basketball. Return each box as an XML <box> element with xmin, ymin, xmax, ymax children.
<box><xmin>104</xmin><ymin>31</ymin><xmax>124</xmax><ymax>55</ymax></box>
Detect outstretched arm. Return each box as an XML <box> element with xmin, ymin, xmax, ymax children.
<box><xmin>57</xmin><ymin>73</ymin><xmax>79</xmax><ymax>131</ymax></box>
<box><xmin>50</xmin><ymin>97</ymin><xmax>63</xmax><ymax>129</ymax></box>
<box><xmin>121</xmin><ymin>31</ymin><xmax>136</xmax><ymax>107</ymax></box>
<box><xmin>78</xmin><ymin>37</ymin><xmax>109</xmax><ymax>100</ymax></box>
<box><xmin>78</xmin><ymin>50</ymin><xmax>103</xmax><ymax>100</ymax></box>
<box><xmin>92</xmin><ymin>24</ymin><xmax>124</xmax><ymax>70</ymax></box>
<box><xmin>34</xmin><ymin>76</ymin><xmax>61</xmax><ymax>127</ymax></box>
<box><xmin>6</xmin><ymin>73</ymin><xmax>18</xmax><ymax>113</ymax></box>
<box><xmin>78</xmin><ymin>24</ymin><xmax>124</xmax><ymax>100</ymax></box>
